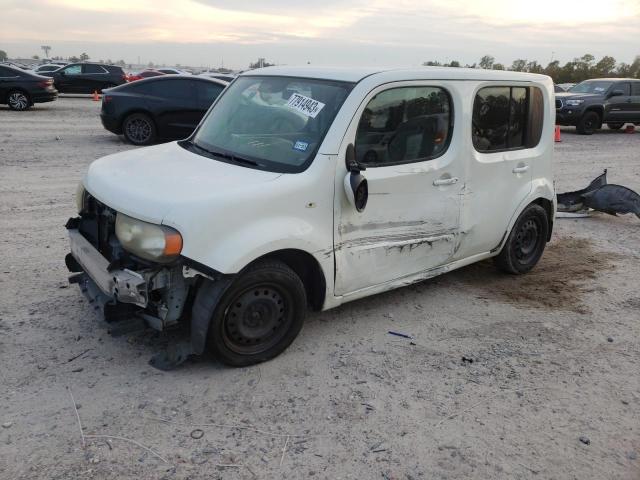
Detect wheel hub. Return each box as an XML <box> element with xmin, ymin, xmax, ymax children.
<box><xmin>225</xmin><ymin>287</ymin><xmax>286</xmax><ymax>348</ymax></box>
<box><xmin>514</xmin><ymin>219</ymin><xmax>540</xmax><ymax>262</ymax></box>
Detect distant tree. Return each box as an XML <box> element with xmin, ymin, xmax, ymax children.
<box><xmin>32</xmin><ymin>54</ymin><xmax>40</xmax><ymax>60</ymax></box>
<box><xmin>446</xmin><ymin>60</ymin><xmax>461</xmax><ymax>68</ymax></box>
<box><xmin>422</xmin><ymin>61</ymin><xmax>441</xmax><ymax>66</ymax></box>
<box><xmin>41</xmin><ymin>45</ymin><xmax>51</xmax><ymax>58</ymax></box>
<box><xmin>526</xmin><ymin>61</ymin><xmax>544</xmax><ymax>74</ymax></box>
<box><xmin>116</xmin><ymin>59</ymin><xmax>126</xmax><ymax>66</ymax></box>
<box><xmin>68</xmin><ymin>56</ymin><xmax>79</xmax><ymax>63</ymax></box>
<box><xmin>593</xmin><ymin>56</ymin><xmax>616</xmax><ymax>76</ymax></box>
<box><xmin>148</xmin><ymin>61</ymin><xmax>154</xmax><ymax>67</ymax></box>
<box><xmin>0</xmin><ymin>50</ymin><xmax>7</xmax><ymax>61</ymax></box>
<box><xmin>79</xmin><ymin>52</ymin><xmax>89</xmax><ymax>61</ymax></box>
<box><xmin>479</xmin><ymin>55</ymin><xmax>495</xmax><ymax>69</ymax></box>
<box><xmin>465</xmin><ymin>63</ymin><xmax>477</xmax><ymax>69</ymax></box>
<box><xmin>510</xmin><ymin>59</ymin><xmax>527</xmax><ymax>71</ymax></box>
<box><xmin>493</xmin><ymin>63</ymin><xmax>505</xmax><ymax>70</ymax></box>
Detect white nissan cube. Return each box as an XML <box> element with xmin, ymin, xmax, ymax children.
<box><xmin>66</xmin><ymin>66</ymin><xmax>556</xmax><ymax>368</ymax></box>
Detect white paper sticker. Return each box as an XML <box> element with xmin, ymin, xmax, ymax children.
<box><xmin>286</xmin><ymin>93</ymin><xmax>325</xmax><ymax>118</ymax></box>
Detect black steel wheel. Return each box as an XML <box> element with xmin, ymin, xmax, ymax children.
<box><xmin>7</xmin><ymin>90</ymin><xmax>30</xmax><ymax>111</ymax></box>
<box><xmin>123</xmin><ymin>113</ymin><xmax>156</xmax><ymax>145</ymax></box>
<box><xmin>204</xmin><ymin>260</ymin><xmax>306</xmax><ymax>366</ymax></box>
<box><xmin>576</xmin><ymin>111</ymin><xmax>600</xmax><ymax>135</ymax></box>
<box><xmin>606</xmin><ymin>123</ymin><xmax>624</xmax><ymax>130</ymax></box>
<box><xmin>494</xmin><ymin>203</ymin><xmax>549</xmax><ymax>274</ymax></box>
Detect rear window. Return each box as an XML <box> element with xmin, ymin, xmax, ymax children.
<box><xmin>472</xmin><ymin>86</ymin><xmax>544</xmax><ymax>152</ymax></box>
<box><xmin>83</xmin><ymin>64</ymin><xmax>107</xmax><ymax>74</ymax></box>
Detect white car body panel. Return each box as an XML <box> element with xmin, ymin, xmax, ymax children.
<box><xmin>82</xmin><ymin>66</ymin><xmax>556</xmax><ymax>311</ymax></box>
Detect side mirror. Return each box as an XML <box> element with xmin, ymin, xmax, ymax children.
<box><xmin>609</xmin><ymin>89</ymin><xmax>624</xmax><ymax>98</ymax></box>
<box><xmin>343</xmin><ymin>143</ymin><xmax>368</xmax><ymax>212</ymax></box>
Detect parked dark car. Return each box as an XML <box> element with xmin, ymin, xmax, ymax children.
<box><xmin>555</xmin><ymin>78</ymin><xmax>640</xmax><ymax>134</ymax></box>
<box><xmin>41</xmin><ymin>63</ymin><xmax>127</xmax><ymax>93</ymax></box>
<box><xmin>100</xmin><ymin>76</ymin><xmax>228</xmax><ymax>144</ymax></box>
<box><xmin>0</xmin><ymin>65</ymin><xmax>58</xmax><ymax>111</ymax></box>
<box><xmin>127</xmin><ymin>69</ymin><xmax>165</xmax><ymax>82</ymax></box>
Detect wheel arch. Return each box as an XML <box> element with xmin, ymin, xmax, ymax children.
<box><xmin>247</xmin><ymin>249</ymin><xmax>326</xmax><ymax>311</ymax></box>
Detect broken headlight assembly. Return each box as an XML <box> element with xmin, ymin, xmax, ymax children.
<box><xmin>115</xmin><ymin>213</ymin><xmax>183</xmax><ymax>263</ymax></box>
<box><xmin>75</xmin><ymin>182</ymin><xmax>87</xmax><ymax>213</ymax></box>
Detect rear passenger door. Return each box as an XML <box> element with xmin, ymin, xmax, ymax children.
<box><xmin>147</xmin><ymin>79</ymin><xmax>200</xmax><ymax>138</ymax></box>
<box><xmin>0</xmin><ymin>66</ymin><xmax>21</xmax><ymax>100</ymax></box>
<box><xmin>465</xmin><ymin>85</ymin><xmax>545</xmax><ymax>255</ymax></box>
<box><xmin>630</xmin><ymin>82</ymin><xmax>640</xmax><ymax>122</ymax></box>
<box><xmin>57</xmin><ymin>64</ymin><xmax>82</xmax><ymax>93</ymax></box>
<box><xmin>606</xmin><ymin>82</ymin><xmax>631</xmax><ymax>122</ymax></box>
<box><xmin>81</xmin><ymin>64</ymin><xmax>109</xmax><ymax>93</ymax></box>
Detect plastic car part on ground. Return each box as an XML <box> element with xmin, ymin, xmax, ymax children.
<box><xmin>556</xmin><ymin>169</ymin><xmax>640</xmax><ymax>220</ymax></box>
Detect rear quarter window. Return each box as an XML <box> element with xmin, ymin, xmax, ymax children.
<box><xmin>472</xmin><ymin>86</ymin><xmax>544</xmax><ymax>152</ymax></box>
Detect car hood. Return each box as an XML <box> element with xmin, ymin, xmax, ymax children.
<box><xmin>555</xmin><ymin>92</ymin><xmax>601</xmax><ymax>100</ymax></box>
<box><xmin>84</xmin><ymin>141</ymin><xmax>282</xmax><ymax>224</ymax></box>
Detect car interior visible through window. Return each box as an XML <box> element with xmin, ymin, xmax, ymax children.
<box><xmin>355</xmin><ymin>86</ymin><xmax>452</xmax><ymax>166</ymax></box>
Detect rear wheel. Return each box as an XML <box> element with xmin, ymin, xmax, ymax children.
<box><xmin>122</xmin><ymin>113</ymin><xmax>156</xmax><ymax>145</ymax></box>
<box><xmin>204</xmin><ymin>260</ymin><xmax>307</xmax><ymax>366</ymax></box>
<box><xmin>606</xmin><ymin>123</ymin><xmax>624</xmax><ymax>130</ymax></box>
<box><xmin>576</xmin><ymin>111</ymin><xmax>600</xmax><ymax>135</ymax></box>
<box><xmin>7</xmin><ymin>91</ymin><xmax>30</xmax><ymax>111</ymax></box>
<box><xmin>494</xmin><ymin>203</ymin><xmax>549</xmax><ymax>275</ymax></box>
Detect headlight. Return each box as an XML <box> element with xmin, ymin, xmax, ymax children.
<box><xmin>565</xmin><ymin>99</ymin><xmax>584</xmax><ymax>106</ymax></box>
<box><xmin>115</xmin><ymin>213</ymin><xmax>183</xmax><ymax>263</ymax></box>
<box><xmin>75</xmin><ymin>182</ymin><xmax>87</xmax><ymax>213</ymax></box>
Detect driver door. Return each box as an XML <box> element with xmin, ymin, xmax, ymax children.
<box><xmin>334</xmin><ymin>83</ymin><xmax>462</xmax><ymax>295</ymax></box>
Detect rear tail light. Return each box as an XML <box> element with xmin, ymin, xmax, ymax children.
<box><xmin>38</xmin><ymin>79</ymin><xmax>53</xmax><ymax>88</ymax></box>
<box><xmin>123</xmin><ymin>74</ymin><xmax>129</xmax><ymax>82</ymax></box>
<box><xmin>103</xmin><ymin>95</ymin><xmax>113</xmax><ymax>103</ymax></box>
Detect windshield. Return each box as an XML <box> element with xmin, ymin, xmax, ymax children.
<box><xmin>569</xmin><ymin>81</ymin><xmax>613</xmax><ymax>94</ymax></box>
<box><xmin>190</xmin><ymin>76</ymin><xmax>353</xmax><ymax>173</ymax></box>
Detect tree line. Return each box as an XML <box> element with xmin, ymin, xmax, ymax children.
<box><xmin>424</xmin><ymin>54</ymin><xmax>640</xmax><ymax>83</ymax></box>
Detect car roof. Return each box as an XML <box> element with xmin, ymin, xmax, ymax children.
<box><xmin>124</xmin><ymin>75</ymin><xmax>229</xmax><ymax>87</ymax></box>
<box><xmin>580</xmin><ymin>77</ymin><xmax>638</xmax><ymax>82</ymax></box>
<box><xmin>240</xmin><ymin>65</ymin><xmax>550</xmax><ymax>83</ymax></box>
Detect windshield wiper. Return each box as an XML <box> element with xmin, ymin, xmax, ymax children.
<box><xmin>188</xmin><ymin>141</ymin><xmax>261</xmax><ymax>167</ymax></box>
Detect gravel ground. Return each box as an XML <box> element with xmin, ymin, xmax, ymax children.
<box><xmin>0</xmin><ymin>98</ymin><xmax>639</xmax><ymax>480</ymax></box>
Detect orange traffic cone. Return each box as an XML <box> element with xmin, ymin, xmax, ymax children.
<box><xmin>554</xmin><ymin>125</ymin><xmax>561</xmax><ymax>142</ymax></box>
<box><xmin>625</xmin><ymin>125</ymin><xmax>635</xmax><ymax>134</ymax></box>
<box><xmin>92</xmin><ymin>90</ymin><xmax>100</xmax><ymax>101</ymax></box>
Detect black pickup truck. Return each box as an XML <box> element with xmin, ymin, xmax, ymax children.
<box><xmin>555</xmin><ymin>78</ymin><xmax>640</xmax><ymax>134</ymax></box>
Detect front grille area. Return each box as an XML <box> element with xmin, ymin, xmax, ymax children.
<box><xmin>555</xmin><ymin>98</ymin><xmax>563</xmax><ymax>109</ymax></box>
<box><xmin>77</xmin><ymin>194</ymin><xmax>120</xmax><ymax>262</ymax></box>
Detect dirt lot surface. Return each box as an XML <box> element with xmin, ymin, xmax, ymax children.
<box><xmin>1</xmin><ymin>99</ymin><xmax>639</xmax><ymax>479</ymax></box>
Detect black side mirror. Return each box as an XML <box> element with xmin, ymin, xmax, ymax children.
<box><xmin>343</xmin><ymin>143</ymin><xmax>368</xmax><ymax>212</ymax></box>
<box><xmin>609</xmin><ymin>89</ymin><xmax>624</xmax><ymax>98</ymax></box>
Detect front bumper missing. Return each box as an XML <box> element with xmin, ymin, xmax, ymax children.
<box><xmin>68</xmin><ymin>228</ymin><xmax>148</xmax><ymax>307</ymax></box>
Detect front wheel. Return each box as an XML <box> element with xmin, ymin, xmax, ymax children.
<box><xmin>606</xmin><ymin>123</ymin><xmax>624</xmax><ymax>130</ymax></box>
<box><xmin>494</xmin><ymin>203</ymin><xmax>549</xmax><ymax>275</ymax></box>
<box><xmin>204</xmin><ymin>260</ymin><xmax>307</xmax><ymax>366</ymax></box>
<box><xmin>7</xmin><ymin>91</ymin><xmax>31</xmax><ymax>111</ymax></box>
<box><xmin>122</xmin><ymin>112</ymin><xmax>156</xmax><ymax>145</ymax></box>
<box><xmin>576</xmin><ymin>111</ymin><xmax>600</xmax><ymax>135</ymax></box>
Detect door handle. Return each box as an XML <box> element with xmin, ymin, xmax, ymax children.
<box><xmin>433</xmin><ymin>177</ymin><xmax>459</xmax><ymax>186</ymax></box>
<box><xmin>512</xmin><ymin>165</ymin><xmax>530</xmax><ymax>174</ymax></box>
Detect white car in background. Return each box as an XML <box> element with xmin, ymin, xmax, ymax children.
<box><xmin>156</xmin><ymin>68</ymin><xmax>191</xmax><ymax>75</ymax></box>
<box><xmin>30</xmin><ymin>63</ymin><xmax>66</xmax><ymax>75</ymax></box>
<box><xmin>67</xmin><ymin>66</ymin><xmax>556</xmax><ymax>368</ymax></box>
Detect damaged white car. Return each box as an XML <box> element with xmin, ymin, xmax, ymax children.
<box><xmin>66</xmin><ymin>66</ymin><xmax>556</xmax><ymax>368</ymax></box>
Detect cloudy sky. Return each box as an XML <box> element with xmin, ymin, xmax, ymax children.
<box><xmin>1</xmin><ymin>0</ymin><xmax>639</xmax><ymax>69</ymax></box>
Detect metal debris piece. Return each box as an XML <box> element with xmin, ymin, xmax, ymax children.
<box><xmin>388</xmin><ymin>331</ymin><xmax>413</xmax><ymax>339</ymax></box>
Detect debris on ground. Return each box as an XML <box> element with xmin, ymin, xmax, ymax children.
<box><xmin>557</xmin><ymin>169</ymin><xmax>640</xmax><ymax>220</ymax></box>
<box><xmin>579</xmin><ymin>436</ymin><xmax>591</xmax><ymax>445</ymax></box>
<box><xmin>388</xmin><ymin>331</ymin><xmax>413</xmax><ymax>339</ymax></box>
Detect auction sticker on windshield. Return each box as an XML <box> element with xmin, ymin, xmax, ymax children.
<box><xmin>286</xmin><ymin>93</ymin><xmax>325</xmax><ymax>118</ymax></box>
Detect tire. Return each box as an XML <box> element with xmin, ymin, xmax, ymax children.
<box><xmin>576</xmin><ymin>111</ymin><xmax>600</xmax><ymax>135</ymax></box>
<box><xmin>7</xmin><ymin>90</ymin><xmax>31</xmax><ymax>111</ymax></box>
<box><xmin>202</xmin><ymin>260</ymin><xmax>307</xmax><ymax>367</ymax></box>
<box><xmin>494</xmin><ymin>203</ymin><xmax>549</xmax><ymax>275</ymax></box>
<box><xmin>606</xmin><ymin>123</ymin><xmax>624</xmax><ymax>130</ymax></box>
<box><xmin>122</xmin><ymin>113</ymin><xmax>156</xmax><ymax>145</ymax></box>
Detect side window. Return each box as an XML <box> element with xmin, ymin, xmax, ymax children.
<box><xmin>473</xmin><ymin>86</ymin><xmax>544</xmax><ymax>152</ymax></box>
<box><xmin>0</xmin><ymin>66</ymin><xmax>14</xmax><ymax>77</ymax></box>
<box><xmin>83</xmin><ymin>64</ymin><xmax>106</xmax><ymax>74</ymax></box>
<box><xmin>632</xmin><ymin>83</ymin><xmax>640</xmax><ymax>96</ymax></box>
<box><xmin>616</xmin><ymin>83</ymin><xmax>631</xmax><ymax>95</ymax></box>
<box><xmin>149</xmin><ymin>79</ymin><xmax>195</xmax><ymax>100</ymax></box>
<box><xmin>196</xmin><ymin>82</ymin><xmax>224</xmax><ymax>104</ymax></box>
<box><xmin>355</xmin><ymin>86</ymin><xmax>452</xmax><ymax>166</ymax></box>
<box><xmin>63</xmin><ymin>65</ymin><xmax>82</xmax><ymax>75</ymax></box>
